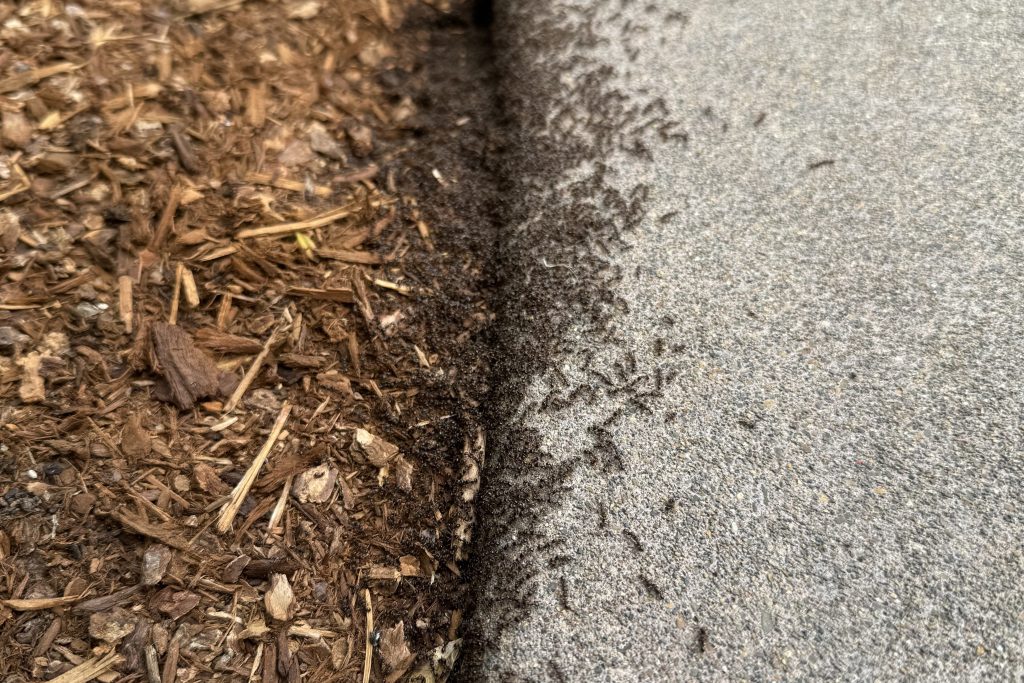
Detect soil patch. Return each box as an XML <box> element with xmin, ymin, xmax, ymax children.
<box><xmin>0</xmin><ymin>1</ymin><xmax>498</xmax><ymax>681</ymax></box>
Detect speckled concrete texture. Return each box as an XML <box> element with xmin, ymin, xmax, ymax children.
<box><xmin>464</xmin><ymin>1</ymin><xmax>1024</xmax><ymax>681</ymax></box>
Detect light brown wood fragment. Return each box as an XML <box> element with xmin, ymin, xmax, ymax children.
<box><xmin>103</xmin><ymin>82</ymin><xmax>162</xmax><ymax>110</ymax></box>
<box><xmin>161</xmin><ymin>633</ymin><xmax>180</xmax><ymax>683</ymax></box>
<box><xmin>144</xmin><ymin>644</ymin><xmax>161</xmax><ymax>683</ymax></box>
<box><xmin>246</xmin><ymin>83</ymin><xmax>266</xmax><ymax>127</ymax></box>
<box><xmin>292</xmin><ymin>465</ymin><xmax>337</xmax><ymax>503</ymax></box>
<box><xmin>0</xmin><ymin>61</ymin><xmax>81</xmax><ymax>94</ymax></box>
<box><xmin>0</xmin><ymin>162</ymin><xmax>30</xmax><ymax>201</ymax></box>
<box><xmin>264</xmin><ymin>573</ymin><xmax>295</xmax><ymax>622</ymax></box>
<box><xmin>216</xmin><ymin>293</ymin><xmax>233</xmax><ymax>330</ymax></box>
<box><xmin>288</xmin><ymin>624</ymin><xmax>338</xmax><ymax>639</ymax></box>
<box><xmin>168</xmin><ymin>264</ymin><xmax>184</xmax><ymax>325</ymax></box>
<box><xmin>195</xmin><ymin>328</ymin><xmax>264</xmax><ymax>354</ymax></box>
<box><xmin>347</xmin><ymin>333</ymin><xmax>361</xmax><ymax>376</ymax></box>
<box><xmin>222</xmin><ymin>324</ymin><xmax>283</xmax><ymax>413</ymax></box>
<box><xmin>354</xmin><ymin>428</ymin><xmax>399</xmax><ymax>467</ymax></box>
<box><xmin>150</xmin><ymin>186</ymin><xmax>183</xmax><ymax>250</ymax></box>
<box><xmin>235</xmin><ymin>204</ymin><xmax>356</xmax><ymax>240</ymax></box>
<box><xmin>264</xmin><ymin>474</ymin><xmax>293</xmax><ymax>541</ymax></box>
<box><xmin>351</xmin><ymin>273</ymin><xmax>373</xmax><ymax>322</ymax></box>
<box><xmin>47</xmin><ymin>652</ymin><xmax>123</xmax><ymax>683</ymax></box>
<box><xmin>198</xmin><ymin>244</ymin><xmax>238</xmax><ymax>262</ymax></box>
<box><xmin>379</xmin><ymin>622</ymin><xmax>413</xmax><ymax>673</ymax></box>
<box><xmin>121</xmin><ymin>414</ymin><xmax>152</xmax><ymax>459</ymax></box>
<box><xmin>17</xmin><ymin>353</ymin><xmax>45</xmax><ymax>403</ymax></box>
<box><xmin>246</xmin><ymin>642</ymin><xmax>264</xmax><ymax>683</ymax></box>
<box><xmin>2</xmin><ymin>110</ymin><xmax>32</xmax><ymax>148</ymax></box>
<box><xmin>118</xmin><ymin>276</ymin><xmax>133</xmax><ymax>333</ymax></box>
<box><xmin>333</xmin><ymin>164</ymin><xmax>379</xmax><ymax>185</ymax></box>
<box><xmin>180</xmin><ymin>265</ymin><xmax>200</xmax><ymax>307</ymax></box>
<box><xmin>246</xmin><ymin>172</ymin><xmax>330</xmax><ymax>198</ymax></box>
<box><xmin>285</xmin><ymin>286</ymin><xmax>355</xmax><ymax>303</ymax></box>
<box><xmin>372</xmin><ymin>278</ymin><xmax>413</xmax><ymax>295</ymax></box>
<box><xmin>261</xmin><ymin>641</ymin><xmax>277</xmax><ymax>683</ymax></box>
<box><xmin>316</xmin><ymin>247</ymin><xmax>383</xmax><ymax>264</ymax></box>
<box><xmin>362</xmin><ymin>590</ymin><xmax>374</xmax><ymax>683</ymax></box>
<box><xmin>216</xmin><ymin>402</ymin><xmax>291</xmax><ymax>533</ymax></box>
<box><xmin>186</xmin><ymin>0</ymin><xmax>246</xmax><ymax>14</ymax></box>
<box><xmin>376</xmin><ymin>0</ymin><xmax>393</xmax><ymax>27</ymax></box>
<box><xmin>2</xmin><ymin>594</ymin><xmax>83</xmax><ymax>611</ymax></box>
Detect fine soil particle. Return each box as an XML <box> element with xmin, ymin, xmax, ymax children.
<box><xmin>0</xmin><ymin>1</ymin><xmax>498</xmax><ymax>682</ymax></box>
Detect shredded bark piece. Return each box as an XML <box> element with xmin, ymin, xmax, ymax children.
<box><xmin>150</xmin><ymin>322</ymin><xmax>222</xmax><ymax>409</ymax></box>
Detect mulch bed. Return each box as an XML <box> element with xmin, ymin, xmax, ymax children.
<box><xmin>0</xmin><ymin>1</ymin><xmax>494</xmax><ymax>681</ymax></box>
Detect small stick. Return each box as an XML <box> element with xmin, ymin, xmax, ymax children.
<box><xmin>315</xmin><ymin>247</ymin><xmax>384</xmax><ymax>265</ymax></box>
<box><xmin>161</xmin><ymin>633</ymin><xmax>180</xmax><ymax>683</ymax></box>
<box><xmin>245</xmin><ymin>172</ymin><xmax>331</xmax><ymax>198</ymax></box>
<box><xmin>362</xmin><ymin>589</ymin><xmax>374</xmax><ymax>683</ymax></box>
<box><xmin>145</xmin><ymin>474</ymin><xmax>190</xmax><ymax>509</ymax></box>
<box><xmin>118</xmin><ymin>276</ymin><xmax>133</xmax><ymax>334</ymax></box>
<box><xmin>168</xmin><ymin>263</ymin><xmax>184</xmax><ymax>325</ymax></box>
<box><xmin>150</xmin><ymin>185</ymin><xmax>183</xmax><ymax>250</ymax></box>
<box><xmin>48</xmin><ymin>652</ymin><xmax>123</xmax><ymax>683</ymax></box>
<box><xmin>376</xmin><ymin>0</ymin><xmax>392</xmax><ymax>26</ymax></box>
<box><xmin>416</xmin><ymin>220</ymin><xmax>434</xmax><ymax>252</ymax></box>
<box><xmin>332</xmin><ymin>164</ymin><xmax>378</xmax><ymax>185</ymax></box>
<box><xmin>3</xmin><ymin>594</ymin><xmax>84</xmax><ymax>611</ymax></box>
<box><xmin>372</xmin><ymin>278</ymin><xmax>413</xmax><ymax>295</ymax></box>
<box><xmin>0</xmin><ymin>61</ymin><xmax>81</xmax><ymax>94</ymax></box>
<box><xmin>215</xmin><ymin>402</ymin><xmax>291</xmax><ymax>533</ymax></box>
<box><xmin>264</xmin><ymin>474</ymin><xmax>293</xmax><ymax>542</ymax></box>
<box><xmin>235</xmin><ymin>204</ymin><xmax>356</xmax><ymax>240</ymax></box>
<box><xmin>246</xmin><ymin>642</ymin><xmax>263</xmax><ymax>683</ymax></box>
<box><xmin>144</xmin><ymin>644</ymin><xmax>161</xmax><ymax>683</ymax></box>
<box><xmin>222</xmin><ymin>324</ymin><xmax>283</xmax><ymax>413</ymax></box>
<box><xmin>181</xmin><ymin>265</ymin><xmax>200</xmax><ymax>308</ymax></box>
<box><xmin>216</xmin><ymin>293</ymin><xmax>233</xmax><ymax>330</ymax></box>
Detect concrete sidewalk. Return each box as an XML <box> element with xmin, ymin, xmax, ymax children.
<box><xmin>464</xmin><ymin>1</ymin><xmax>1024</xmax><ymax>681</ymax></box>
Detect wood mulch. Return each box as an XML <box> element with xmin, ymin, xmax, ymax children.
<box><xmin>0</xmin><ymin>0</ymin><xmax>494</xmax><ymax>681</ymax></box>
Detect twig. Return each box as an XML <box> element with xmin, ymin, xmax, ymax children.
<box><xmin>215</xmin><ymin>402</ymin><xmax>291</xmax><ymax>533</ymax></box>
<box><xmin>180</xmin><ymin>265</ymin><xmax>200</xmax><ymax>307</ymax></box>
<box><xmin>264</xmin><ymin>474</ymin><xmax>293</xmax><ymax>542</ymax></box>
<box><xmin>216</xmin><ymin>293</ymin><xmax>233</xmax><ymax>330</ymax></box>
<box><xmin>222</xmin><ymin>323</ymin><xmax>285</xmax><ymax>413</ymax></box>
<box><xmin>332</xmin><ymin>164</ymin><xmax>379</xmax><ymax>185</ymax></box>
<box><xmin>2</xmin><ymin>594</ymin><xmax>84</xmax><ymax>611</ymax></box>
<box><xmin>150</xmin><ymin>185</ymin><xmax>183</xmax><ymax>250</ymax></box>
<box><xmin>245</xmin><ymin>172</ymin><xmax>331</xmax><ymax>198</ymax></box>
<box><xmin>168</xmin><ymin>263</ymin><xmax>183</xmax><ymax>325</ymax></box>
<box><xmin>246</xmin><ymin>643</ymin><xmax>263</xmax><ymax>683</ymax></box>
<box><xmin>0</xmin><ymin>61</ymin><xmax>81</xmax><ymax>93</ymax></box>
<box><xmin>47</xmin><ymin>652</ymin><xmax>123</xmax><ymax>683</ymax></box>
<box><xmin>161</xmin><ymin>633</ymin><xmax>180</xmax><ymax>683</ymax></box>
<box><xmin>372</xmin><ymin>278</ymin><xmax>413</xmax><ymax>295</ymax></box>
<box><xmin>315</xmin><ymin>247</ymin><xmax>384</xmax><ymax>265</ymax></box>
<box><xmin>235</xmin><ymin>204</ymin><xmax>356</xmax><ymax>240</ymax></box>
<box><xmin>362</xmin><ymin>589</ymin><xmax>374</xmax><ymax>683</ymax></box>
<box><xmin>118</xmin><ymin>276</ymin><xmax>133</xmax><ymax>334</ymax></box>
<box><xmin>144</xmin><ymin>644</ymin><xmax>161</xmax><ymax>683</ymax></box>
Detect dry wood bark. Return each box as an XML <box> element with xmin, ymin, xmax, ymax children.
<box><xmin>150</xmin><ymin>322</ymin><xmax>221</xmax><ymax>409</ymax></box>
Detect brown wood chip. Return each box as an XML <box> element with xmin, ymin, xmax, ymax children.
<box><xmin>151</xmin><ymin>322</ymin><xmax>222</xmax><ymax>409</ymax></box>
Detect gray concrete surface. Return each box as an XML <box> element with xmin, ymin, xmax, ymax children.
<box><xmin>465</xmin><ymin>1</ymin><xmax>1024</xmax><ymax>681</ymax></box>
